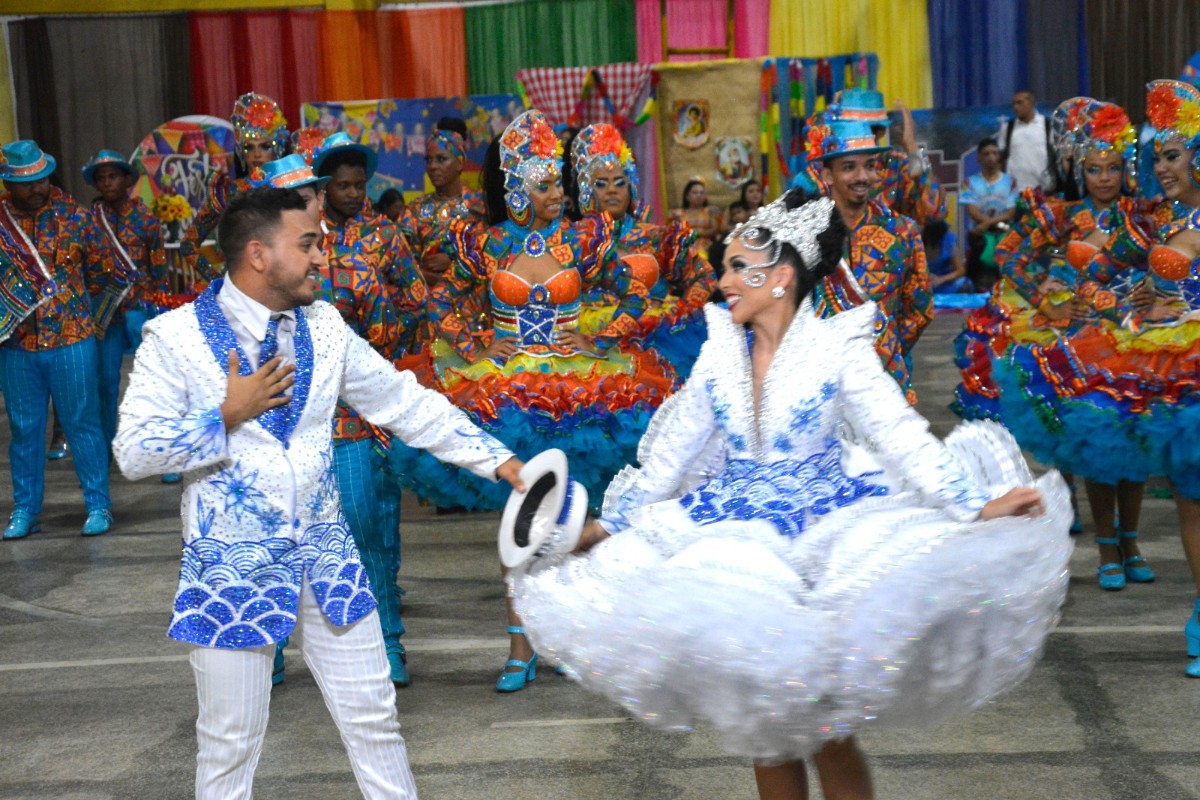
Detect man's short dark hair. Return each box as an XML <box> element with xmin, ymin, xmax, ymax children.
<box><xmin>317</xmin><ymin>149</ymin><xmax>368</xmax><ymax>179</ymax></box>
<box><xmin>217</xmin><ymin>188</ymin><xmax>307</xmax><ymax>272</ymax></box>
<box><xmin>978</xmin><ymin>137</ymin><xmax>1000</xmax><ymax>152</ymax></box>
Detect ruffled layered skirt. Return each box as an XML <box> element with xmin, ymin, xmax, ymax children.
<box><xmin>389</xmin><ymin>341</ymin><xmax>677</xmax><ymax>511</ymax></box>
<box><xmin>512</xmin><ymin>422</ymin><xmax>1072</xmax><ymax>761</ymax></box>
<box><xmin>580</xmin><ymin>297</ymin><xmax>708</xmax><ymax>381</ymax></box>
<box><xmin>994</xmin><ymin>310</ymin><xmax>1200</xmax><ymax>496</ymax></box>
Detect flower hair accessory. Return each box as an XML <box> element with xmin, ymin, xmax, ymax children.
<box><xmin>499</xmin><ymin>110</ymin><xmax>564</xmax><ymax>195</ymax></box>
<box><xmin>1146</xmin><ymin>79</ymin><xmax>1200</xmax><ymax>147</ymax></box>
<box><xmin>725</xmin><ymin>195</ymin><xmax>835</xmax><ymax>271</ymax></box>
<box><xmin>571</xmin><ymin>123</ymin><xmax>638</xmax><ymax>212</ymax></box>
<box><xmin>231</xmin><ymin>92</ymin><xmax>289</xmax><ymax>159</ymax></box>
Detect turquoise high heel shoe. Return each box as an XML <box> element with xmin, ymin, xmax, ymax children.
<box><xmin>1095</xmin><ymin>536</ymin><xmax>1125</xmax><ymax>591</ymax></box>
<box><xmin>496</xmin><ymin>625</ymin><xmax>537</xmax><ymax>693</ymax></box>
<box><xmin>272</xmin><ymin>637</ymin><xmax>288</xmax><ymax>686</ymax></box>
<box><xmin>1186</xmin><ymin>598</ymin><xmax>1200</xmax><ymax>659</ymax></box>
<box><xmin>1119</xmin><ymin>531</ymin><xmax>1155</xmax><ymax>583</ymax></box>
<box><xmin>1187</xmin><ymin>657</ymin><xmax>1200</xmax><ymax>678</ymax></box>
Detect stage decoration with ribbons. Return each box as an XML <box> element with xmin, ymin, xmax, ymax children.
<box><xmin>517</xmin><ymin>64</ymin><xmax>655</xmax><ymax>131</ymax></box>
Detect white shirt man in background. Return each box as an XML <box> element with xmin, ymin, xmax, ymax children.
<box><xmin>999</xmin><ymin>90</ymin><xmax>1057</xmax><ymax>192</ymax></box>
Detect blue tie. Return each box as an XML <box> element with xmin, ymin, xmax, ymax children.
<box><xmin>260</xmin><ymin>314</ymin><xmax>280</xmax><ymax>367</ymax></box>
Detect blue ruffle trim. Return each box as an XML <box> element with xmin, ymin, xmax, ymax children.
<box><xmin>642</xmin><ymin>309</ymin><xmax>708</xmax><ymax>382</ymax></box>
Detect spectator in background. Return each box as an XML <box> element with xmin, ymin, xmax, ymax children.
<box><xmin>739</xmin><ymin>178</ymin><xmax>764</xmax><ymax>211</ymax></box>
<box><xmin>374</xmin><ymin>188</ymin><xmax>406</xmax><ymax>223</ymax></box>
<box><xmin>921</xmin><ymin>219</ymin><xmax>972</xmax><ymax>294</ymax></box>
<box><xmin>1000</xmin><ymin>90</ymin><xmax>1057</xmax><ymax>192</ymax></box>
<box><xmin>961</xmin><ymin>138</ymin><xmax>1017</xmax><ymax>290</ymax></box>
<box><xmin>725</xmin><ymin>199</ymin><xmax>750</xmax><ymax>232</ymax></box>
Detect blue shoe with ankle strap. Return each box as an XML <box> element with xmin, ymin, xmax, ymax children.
<box><xmin>1188</xmin><ymin>657</ymin><xmax>1200</xmax><ymax>678</ymax></box>
<box><xmin>388</xmin><ymin>644</ymin><xmax>411</xmax><ymax>687</ymax></box>
<box><xmin>496</xmin><ymin>625</ymin><xmax>537</xmax><ymax>693</ymax></box>
<box><xmin>1186</xmin><ymin>598</ymin><xmax>1200</xmax><ymax>659</ymax></box>
<box><xmin>1119</xmin><ymin>531</ymin><xmax>1155</xmax><ymax>583</ymax></box>
<box><xmin>1095</xmin><ymin>536</ymin><xmax>1125</xmax><ymax>591</ymax></box>
<box><xmin>3</xmin><ymin>510</ymin><xmax>41</xmax><ymax>540</ymax></box>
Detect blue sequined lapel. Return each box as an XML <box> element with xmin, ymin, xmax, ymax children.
<box><xmin>193</xmin><ymin>278</ymin><xmax>313</xmax><ymax>444</ymax></box>
<box><xmin>194</xmin><ymin>279</ymin><xmax>253</xmax><ymax>379</ymax></box>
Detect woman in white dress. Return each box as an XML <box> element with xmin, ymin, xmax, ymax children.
<box><xmin>507</xmin><ymin>190</ymin><xmax>1074</xmax><ymax>799</ymax></box>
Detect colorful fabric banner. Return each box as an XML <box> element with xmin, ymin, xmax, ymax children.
<box><xmin>300</xmin><ymin>95</ymin><xmax>522</xmax><ymax>199</ymax></box>
<box><xmin>768</xmin><ymin>0</ymin><xmax>933</xmax><ymax>109</ymax></box>
<box><xmin>635</xmin><ymin>0</ymin><xmax>769</xmax><ymax>63</ymax></box>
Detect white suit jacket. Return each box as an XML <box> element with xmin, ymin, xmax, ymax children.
<box><xmin>114</xmin><ymin>279</ymin><xmax>512</xmax><ymax>649</ymax></box>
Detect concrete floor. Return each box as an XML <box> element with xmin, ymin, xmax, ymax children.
<box><xmin>1</xmin><ymin>313</ymin><xmax>1198</xmax><ymax>800</ymax></box>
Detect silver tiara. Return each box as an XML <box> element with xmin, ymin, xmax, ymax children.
<box><xmin>724</xmin><ymin>195</ymin><xmax>834</xmax><ymax>271</ymax></box>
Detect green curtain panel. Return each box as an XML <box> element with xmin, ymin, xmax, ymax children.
<box><xmin>466</xmin><ymin>0</ymin><xmax>637</xmax><ymax>96</ymax></box>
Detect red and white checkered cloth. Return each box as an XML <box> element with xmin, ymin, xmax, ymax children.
<box><xmin>517</xmin><ymin>64</ymin><xmax>654</xmax><ymax>127</ymax></box>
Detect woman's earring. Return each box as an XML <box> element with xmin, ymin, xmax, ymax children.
<box><xmin>771</xmin><ymin>286</ymin><xmax>785</xmax><ymax>299</ymax></box>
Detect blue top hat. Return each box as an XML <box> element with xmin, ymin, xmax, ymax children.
<box><xmin>82</xmin><ymin>149</ymin><xmax>136</xmax><ymax>186</ymax></box>
<box><xmin>311</xmin><ymin>132</ymin><xmax>378</xmax><ymax>181</ymax></box>
<box><xmin>829</xmin><ymin>89</ymin><xmax>892</xmax><ymax>127</ymax></box>
<box><xmin>250</xmin><ymin>154</ymin><xmax>330</xmax><ymax>191</ymax></box>
<box><xmin>0</xmin><ymin>140</ymin><xmax>56</xmax><ymax>183</ymax></box>
<box><xmin>806</xmin><ymin>119</ymin><xmax>890</xmax><ymax>163</ymax></box>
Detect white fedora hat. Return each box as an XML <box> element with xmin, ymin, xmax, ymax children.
<box><xmin>498</xmin><ymin>449</ymin><xmax>587</xmax><ymax>569</ymax></box>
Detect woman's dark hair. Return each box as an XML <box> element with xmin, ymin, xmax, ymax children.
<box><xmin>681</xmin><ymin>179</ymin><xmax>705</xmax><ymax>208</ymax></box>
<box><xmin>561</xmin><ymin>128</ymin><xmax>583</xmax><ymax>222</ymax></box>
<box><xmin>733</xmin><ymin>189</ymin><xmax>846</xmax><ymax>309</ymax></box>
<box><xmin>738</xmin><ymin>179</ymin><xmax>762</xmax><ymax>206</ymax></box>
<box><xmin>482</xmin><ymin>136</ymin><xmax>508</xmax><ymax>226</ymax></box>
<box><xmin>921</xmin><ymin>218</ymin><xmax>949</xmax><ymax>252</ymax></box>
<box><xmin>435</xmin><ymin>116</ymin><xmax>468</xmax><ymax>139</ymax></box>
<box><xmin>374</xmin><ymin>188</ymin><xmax>404</xmax><ymax>215</ymax></box>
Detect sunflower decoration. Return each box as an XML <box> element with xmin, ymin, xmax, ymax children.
<box><xmin>152</xmin><ymin>192</ymin><xmax>193</xmax><ymax>224</ymax></box>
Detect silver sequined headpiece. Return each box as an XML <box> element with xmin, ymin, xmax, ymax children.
<box><xmin>724</xmin><ymin>195</ymin><xmax>835</xmax><ymax>271</ymax></box>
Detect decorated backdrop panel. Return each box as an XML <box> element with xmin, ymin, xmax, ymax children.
<box><xmin>301</xmin><ymin>94</ymin><xmax>523</xmax><ymax>201</ymax></box>
<box><xmin>131</xmin><ymin>115</ymin><xmax>237</xmax><ymax>233</ymax></box>
<box><xmin>654</xmin><ymin>59</ymin><xmax>763</xmax><ymax>214</ymax></box>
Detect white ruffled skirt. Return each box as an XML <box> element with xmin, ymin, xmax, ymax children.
<box><xmin>511</xmin><ymin>422</ymin><xmax>1073</xmax><ymax>762</ymax></box>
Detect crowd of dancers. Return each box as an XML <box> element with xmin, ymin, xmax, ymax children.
<box><xmin>0</xmin><ymin>72</ymin><xmax>1195</xmax><ymax>798</ymax></box>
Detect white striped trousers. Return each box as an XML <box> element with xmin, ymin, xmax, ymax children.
<box><xmin>189</xmin><ymin>579</ymin><xmax>418</xmax><ymax>799</ymax></box>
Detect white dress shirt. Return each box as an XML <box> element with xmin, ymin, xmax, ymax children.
<box><xmin>1002</xmin><ymin>112</ymin><xmax>1053</xmax><ymax>192</ymax></box>
<box><xmin>217</xmin><ymin>276</ymin><xmax>295</xmax><ymax>369</ymax></box>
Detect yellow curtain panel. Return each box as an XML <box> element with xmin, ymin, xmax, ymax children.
<box><xmin>768</xmin><ymin>0</ymin><xmax>932</xmax><ymax>109</ymax></box>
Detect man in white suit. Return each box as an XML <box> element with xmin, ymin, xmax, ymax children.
<box><xmin>114</xmin><ymin>188</ymin><xmax>525</xmax><ymax>799</ymax></box>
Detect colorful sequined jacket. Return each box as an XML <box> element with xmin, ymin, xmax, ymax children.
<box><xmin>397</xmin><ymin>189</ymin><xmax>487</xmax><ymax>257</ymax></box>
<box><xmin>112</xmin><ymin>283</ymin><xmax>513</xmax><ymax>649</ymax></box>
<box><xmin>320</xmin><ymin>208</ymin><xmax>428</xmax><ymax>356</ymax></box>
<box><xmin>181</xmin><ymin>172</ymin><xmax>253</xmax><ymax>282</ymax></box>
<box><xmin>580</xmin><ymin>210</ymin><xmax>716</xmax><ymax>313</ymax></box>
<box><xmin>1075</xmin><ymin>200</ymin><xmax>1200</xmax><ymax>324</ymax></box>
<box><xmin>994</xmin><ymin>190</ymin><xmax>1140</xmax><ymax>308</ymax></box>
<box><xmin>316</xmin><ymin>215</ymin><xmax>407</xmax><ymax>442</ymax></box>
<box><xmin>93</xmin><ymin>198</ymin><xmax>170</xmax><ymax>313</ymax></box>
<box><xmin>814</xmin><ymin>199</ymin><xmax>932</xmax><ymax>405</ymax></box>
<box><xmin>438</xmin><ymin>216</ymin><xmax>646</xmax><ymax>359</ymax></box>
<box><xmin>0</xmin><ymin>188</ymin><xmax>117</xmax><ymax>351</ymax></box>
<box><xmin>875</xmin><ymin>149</ymin><xmax>945</xmax><ymax>225</ymax></box>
